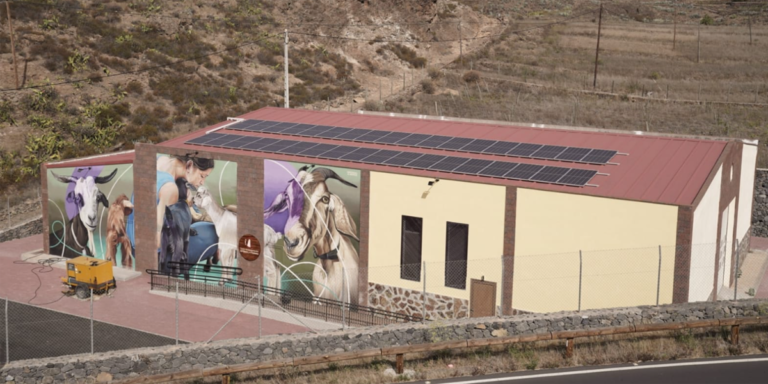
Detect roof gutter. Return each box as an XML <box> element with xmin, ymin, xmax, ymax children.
<box><xmin>207</xmin><ymin>117</ymin><xmax>244</xmax><ymax>134</ymax></box>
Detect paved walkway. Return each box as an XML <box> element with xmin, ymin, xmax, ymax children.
<box><xmin>0</xmin><ymin>236</ymin><xmax>310</xmax><ymax>343</ymax></box>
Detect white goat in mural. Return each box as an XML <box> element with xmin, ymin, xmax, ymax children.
<box><xmin>49</xmin><ymin>169</ymin><xmax>117</xmax><ymax>258</ymax></box>
<box><xmin>282</xmin><ymin>167</ymin><xmax>360</xmax><ymax>305</ymax></box>
<box><xmin>263</xmin><ymin>224</ymin><xmax>283</xmax><ymax>291</ymax></box>
<box><xmin>193</xmin><ymin>186</ymin><xmax>238</xmax><ymax>285</ymax></box>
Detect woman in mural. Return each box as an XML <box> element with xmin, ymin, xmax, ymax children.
<box><xmin>126</xmin><ymin>155</ymin><xmax>215</xmax><ymax>274</ymax></box>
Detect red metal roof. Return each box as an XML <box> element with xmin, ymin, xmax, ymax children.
<box><xmin>46</xmin><ymin>151</ymin><xmax>135</xmax><ymax>169</ymax></box>
<box><xmin>159</xmin><ymin>107</ymin><xmax>727</xmax><ymax>206</ymax></box>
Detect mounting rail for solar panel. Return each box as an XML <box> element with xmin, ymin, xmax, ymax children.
<box><xmin>223</xmin><ymin>119</ymin><xmax>623</xmax><ymax>166</ymax></box>
<box><xmin>184</xmin><ymin>133</ymin><xmax>601</xmax><ymax>188</ymax></box>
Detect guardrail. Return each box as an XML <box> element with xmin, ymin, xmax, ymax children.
<box><xmin>147</xmin><ymin>267</ymin><xmax>420</xmax><ymax>327</ymax></box>
<box><xmin>112</xmin><ymin>316</ymin><xmax>767</xmax><ymax>384</ymax></box>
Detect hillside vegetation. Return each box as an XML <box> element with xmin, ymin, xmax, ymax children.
<box><xmin>0</xmin><ymin>0</ymin><xmax>766</xmax><ymax>202</ymax></box>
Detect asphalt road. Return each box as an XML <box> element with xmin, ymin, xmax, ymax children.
<box><xmin>1</xmin><ymin>299</ymin><xmax>180</xmax><ymax>363</ymax></box>
<box><xmin>415</xmin><ymin>355</ymin><xmax>768</xmax><ymax>384</ymax></box>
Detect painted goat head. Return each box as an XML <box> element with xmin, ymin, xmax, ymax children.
<box><xmin>52</xmin><ymin>168</ymin><xmax>118</xmax><ymax>230</ymax></box>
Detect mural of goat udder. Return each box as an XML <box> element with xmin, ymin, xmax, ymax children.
<box><xmin>155</xmin><ymin>154</ymin><xmax>239</xmax><ymax>287</ymax></box>
<box><xmin>47</xmin><ymin>164</ymin><xmax>135</xmax><ymax>269</ymax></box>
<box><xmin>263</xmin><ymin>160</ymin><xmax>361</xmax><ymax>305</ymax></box>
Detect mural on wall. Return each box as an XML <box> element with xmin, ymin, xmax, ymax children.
<box><xmin>264</xmin><ymin>161</ymin><xmax>361</xmax><ymax>305</ymax></box>
<box><xmin>141</xmin><ymin>154</ymin><xmax>238</xmax><ymax>285</ymax></box>
<box><xmin>47</xmin><ymin>164</ymin><xmax>135</xmax><ymax>269</ymax></box>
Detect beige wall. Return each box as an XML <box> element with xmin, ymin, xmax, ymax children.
<box><xmin>690</xmin><ymin>166</ymin><xmax>722</xmax><ymax>302</ymax></box>
<box><xmin>368</xmin><ymin>172</ymin><xmax>506</xmax><ymax>304</ymax></box>
<box><xmin>514</xmin><ymin>188</ymin><xmax>678</xmax><ymax>313</ymax></box>
<box><xmin>737</xmin><ymin>142</ymin><xmax>758</xmax><ymax>241</ymax></box>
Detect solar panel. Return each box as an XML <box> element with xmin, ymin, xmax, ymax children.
<box><xmin>396</xmin><ymin>133</ymin><xmax>433</xmax><ymax>146</ymax></box>
<box><xmin>231</xmin><ymin>136</ymin><xmax>263</xmax><ymax>148</ymax></box>
<box><xmin>281</xmin><ymin>124</ymin><xmax>317</xmax><ymax>135</ymax></box>
<box><xmin>336</xmin><ymin>129</ymin><xmax>371</xmax><ymax>141</ymax></box>
<box><xmin>356</xmin><ymin>130</ymin><xmax>391</xmax><ymax>142</ymax></box>
<box><xmin>261</xmin><ymin>123</ymin><xmax>295</xmax><ymax>134</ymax></box>
<box><xmin>454</xmin><ymin>159</ymin><xmax>494</xmax><ymax>174</ymax></box>
<box><xmin>406</xmin><ymin>154</ymin><xmax>447</xmax><ymax>169</ymax></box>
<box><xmin>460</xmin><ymin>139</ymin><xmax>496</xmax><ymax>153</ymax></box>
<box><xmin>479</xmin><ymin>162</ymin><xmax>518</xmax><ymax>178</ymax></box>
<box><xmin>505</xmin><ymin>163</ymin><xmax>543</xmax><ymax>180</ymax></box>
<box><xmin>276</xmin><ymin>141</ymin><xmax>317</xmax><ymax>154</ymax></box>
<box><xmin>531</xmin><ymin>145</ymin><xmax>567</xmax><ymax>160</ymax></box>
<box><xmin>581</xmin><ymin>150</ymin><xmax>617</xmax><ymax>164</ymax></box>
<box><xmin>375</xmin><ymin>132</ymin><xmax>411</xmax><ymax>144</ymax></box>
<box><xmin>382</xmin><ymin>152</ymin><xmax>423</xmax><ymax>166</ymax></box>
<box><xmin>484</xmin><ymin>141</ymin><xmax>519</xmax><ymax>155</ymax></box>
<box><xmin>340</xmin><ymin>147</ymin><xmax>379</xmax><ymax>161</ymax></box>
<box><xmin>508</xmin><ymin>143</ymin><xmax>543</xmax><ymax>157</ymax></box>
<box><xmin>558</xmin><ymin>169</ymin><xmax>598</xmax><ymax>186</ymax></box>
<box><xmin>360</xmin><ymin>149</ymin><xmax>400</xmax><ymax>164</ymax></box>
<box><xmin>529</xmin><ymin>166</ymin><xmax>570</xmax><ymax>183</ymax></box>
<box><xmin>303</xmin><ymin>125</ymin><xmax>334</xmax><ymax>137</ymax></box>
<box><xmin>556</xmin><ymin>147</ymin><xmax>591</xmax><ymax>162</ymax></box>
<box><xmin>185</xmin><ymin>131</ymin><xmax>603</xmax><ymax>188</ymax></box>
<box><xmin>430</xmin><ymin>157</ymin><xmax>470</xmax><ymax>172</ymax></box>
<box><xmin>418</xmin><ymin>136</ymin><xmax>453</xmax><ymax>148</ymax></box>
<box><xmin>439</xmin><ymin>137</ymin><xmax>475</xmax><ymax>151</ymax></box>
<box><xmin>315</xmin><ymin>127</ymin><xmax>353</xmax><ymax>139</ymax></box>
<box><xmin>297</xmin><ymin>143</ymin><xmax>338</xmax><ymax>157</ymax></box>
<box><xmin>317</xmin><ymin>146</ymin><xmax>354</xmax><ymax>159</ymax></box>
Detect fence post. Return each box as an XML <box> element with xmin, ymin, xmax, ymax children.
<box><xmin>90</xmin><ymin>288</ymin><xmax>94</xmax><ymax>354</ymax></box>
<box><xmin>175</xmin><ymin>281</ymin><xmax>179</xmax><ymax>345</ymax></box>
<box><xmin>257</xmin><ymin>275</ymin><xmax>261</xmax><ymax>339</ymax></box>
<box><xmin>578</xmin><ymin>251</ymin><xmax>583</xmax><ymax>312</ymax></box>
<box><xmin>341</xmin><ymin>267</ymin><xmax>346</xmax><ymax>330</ymax></box>
<box><xmin>734</xmin><ymin>239</ymin><xmax>739</xmax><ymax>301</ymax></box>
<box><xmin>657</xmin><ymin>246</ymin><xmax>662</xmax><ymax>306</ymax></box>
<box><xmin>422</xmin><ymin>261</ymin><xmax>426</xmax><ymax>322</ymax></box>
<box><xmin>7</xmin><ymin>196</ymin><xmax>9</xmax><ymax>230</ymax></box>
<box><xmin>5</xmin><ymin>297</ymin><xmax>8</xmax><ymax>365</ymax></box>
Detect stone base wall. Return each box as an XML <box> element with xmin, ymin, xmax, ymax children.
<box><xmin>368</xmin><ymin>282</ymin><xmax>469</xmax><ymax>320</ymax></box>
<box><xmin>752</xmin><ymin>169</ymin><xmax>768</xmax><ymax>237</ymax></box>
<box><xmin>0</xmin><ymin>216</ymin><xmax>42</xmax><ymax>243</ymax></box>
<box><xmin>4</xmin><ymin>299</ymin><xmax>768</xmax><ymax>383</ymax></box>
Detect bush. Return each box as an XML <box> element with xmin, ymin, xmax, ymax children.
<box><xmin>363</xmin><ymin>100</ymin><xmax>382</xmax><ymax>111</ymax></box>
<box><xmin>421</xmin><ymin>79</ymin><xmax>435</xmax><ymax>94</ymax></box>
<box><xmin>385</xmin><ymin>43</ymin><xmax>427</xmax><ymax>68</ymax></box>
<box><xmin>462</xmin><ymin>70</ymin><xmax>480</xmax><ymax>83</ymax></box>
<box><xmin>428</xmin><ymin>67</ymin><xmax>442</xmax><ymax>79</ymax></box>
<box><xmin>700</xmin><ymin>15</ymin><xmax>714</xmax><ymax>25</ymax></box>
<box><xmin>126</xmin><ymin>81</ymin><xmax>144</xmax><ymax>95</ymax></box>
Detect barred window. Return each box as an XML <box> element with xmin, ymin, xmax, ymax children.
<box><xmin>400</xmin><ymin>216</ymin><xmax>423</xmax><ymax>281</ymax></box>
<box><xmin>445</xmin><ymin>222</ymin><xmax>468</xmax><ymax>289</ymax></box>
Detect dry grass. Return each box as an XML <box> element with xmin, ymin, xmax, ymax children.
<box><xmin>176</xmin><ymin>325</ymin><xmax>768</xmax><ymax>384</ymax></box>
<box><xmin>387</xmin><ymin>19</ymin><xmax>768</xmax><ymax>166</ymax></box>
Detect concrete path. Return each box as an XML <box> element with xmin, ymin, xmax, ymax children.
<box><xmin>0</xmin><ymin>235</ymin><xmax>311</xmax><ymax>343</ymax></box>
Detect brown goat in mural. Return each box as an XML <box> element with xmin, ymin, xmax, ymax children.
<box><xmin>106</xmin><ymin>194</ymin><xmax>134</xmax><ymax>268</ymax></box>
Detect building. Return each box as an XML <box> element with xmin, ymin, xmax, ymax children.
<box><xmin>41</xmin><ymin>107</ymin><xmax>758</xmax><ymax>317</ymax></box>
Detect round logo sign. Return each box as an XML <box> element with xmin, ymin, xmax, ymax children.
<box><xmin>238</xmin><ymin>235</ymin><xmax>261</xmax><ymax>262</ymax></box>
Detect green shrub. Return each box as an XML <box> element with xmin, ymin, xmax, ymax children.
<box><xmin>701</xmin><ymin>15</ymin><xmax>714</xmax><ymax>25</ymax></box>
<box><xmin>385</xmin><ymin>44</ymin><xmax>427</xmax><ymax>68</ymax></box>
<box><xmin>421</xmin><ymin>79</ymin><xmax>436</xmax><ymax>94</ymax></box>
<box><xmin>462</xmin><ymin>70</ymin><xmax>480</xmax><ymax>83</ymax></box>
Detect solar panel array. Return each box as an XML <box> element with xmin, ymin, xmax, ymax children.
<box><xmin>186</xmin><ymin>133</ymin><xmax>599</xmax><ymax>187</ymax></box>
<box><xmin>225</xmin><ymin>119</ymin><xmax>619</xmax><ymax>165</ymax></box>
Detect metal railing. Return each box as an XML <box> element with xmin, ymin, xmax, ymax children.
<box><xmin>148</xmin><ymin>264</ymin><xmax>421</xmax><ymax>327</ymax></box>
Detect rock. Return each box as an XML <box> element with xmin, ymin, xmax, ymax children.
<box><xmin>383</xmin><ymin>368</ymin><xmax>397</xmax><ymax>378</ymax></box>
<box><xmin>491</xmin><ymin>329</ymin><xmax>508</xmax><ymax>337</ymax></box>
<box><xmin>61</xmin><ymin>365</ymin><xmax>74</xmax><ymax>374</ymax></box>
<box><xmin>5</xmin><ymin>376</ymin><xmax>13</xmax><ymax>382</ymax></box>
<box><xmin>41</xmin><ymin>377</ymin><xmax>54</xmax><ymax>384</ymax></box>
<box><xmin>475</xmin><ymin>324</ymin><xmax>487</xmax><ymax>330</ymax></box>
<box><xmin>95</xmin><ymin>372</ymin><xmax>112</xmax><ymax>383</ymax></box>
<box><xmin>262</xmin><ymin>348</ymin><xmax>273</xmax><ymax>355</ymax></box>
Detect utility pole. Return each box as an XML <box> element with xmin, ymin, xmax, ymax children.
<box><xmin>5</xmin><ymin>1</ymin><xmax>19</xmax><ymax>89</ymax></box>
<box><xmin>748</xmin><ymin>17</ymin><xmax>753</xmax><ymax>45</ymax></box>
<box><xmin>593</xmin><ymin>3</ymin><xmax>603</xmax><ymax>88</ymax></box>
<box><xmin>697</xmin><ymin>24</ymin><xmax>701</xmax><ymax>64</ymax></box>
<box><xmin>284</xmin><ymin>29</ymin><xmax>289</xmax><ymax>108</ymax></box>
<box><xmin>673</xmin><ymin>9</ymin><xmax>677</xmax><ymax>50</ymax></box>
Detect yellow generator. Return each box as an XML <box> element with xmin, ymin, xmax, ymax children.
<box><xmin>61</xmin><ymin>256</ymin><xmax>117</xmax><ymax>299</ymax></box>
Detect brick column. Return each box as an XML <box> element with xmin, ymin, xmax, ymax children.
<box><xmin>134</xmin><ymin>144</ymin><xmax>158</xmax><ymax>273</ymax></box>
<box><xmin>358</xmin><ymin>170</ymin><xmax>370</xmax><ymax>306</ymax></box>
<box><xmin>237</xmin><ymin>156</ymin><xmax>263</xmax><ymax>283</ymax></box>
<box><xmin>501</xmin><ymin>186</ymin><xmax>517</xmax><ymax>315</ymax></box>
<box><xmin>673</xmin><ymin>206</ymin><xmax>693</xmax><ymax>303</ymax></box>
<box><xmin>41</xmin><ymin>163</ymin><xmax>49</xmax><ymax>252</ymax></box>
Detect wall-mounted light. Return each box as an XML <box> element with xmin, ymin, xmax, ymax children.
<box><xmin>422</xmin><ymin>178</ymin><xmax>440</xmax><ymax>199</ymax></box>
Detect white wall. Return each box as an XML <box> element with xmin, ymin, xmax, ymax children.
<box><xmin>690</xmin><ymin>166</ymin><xmax>722</xmax><ymax>302</ymax></box>
<box><xmin>737</xmin><ymin>141</ymin><xmax>758</xmax><ymax>242</ymax></box>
